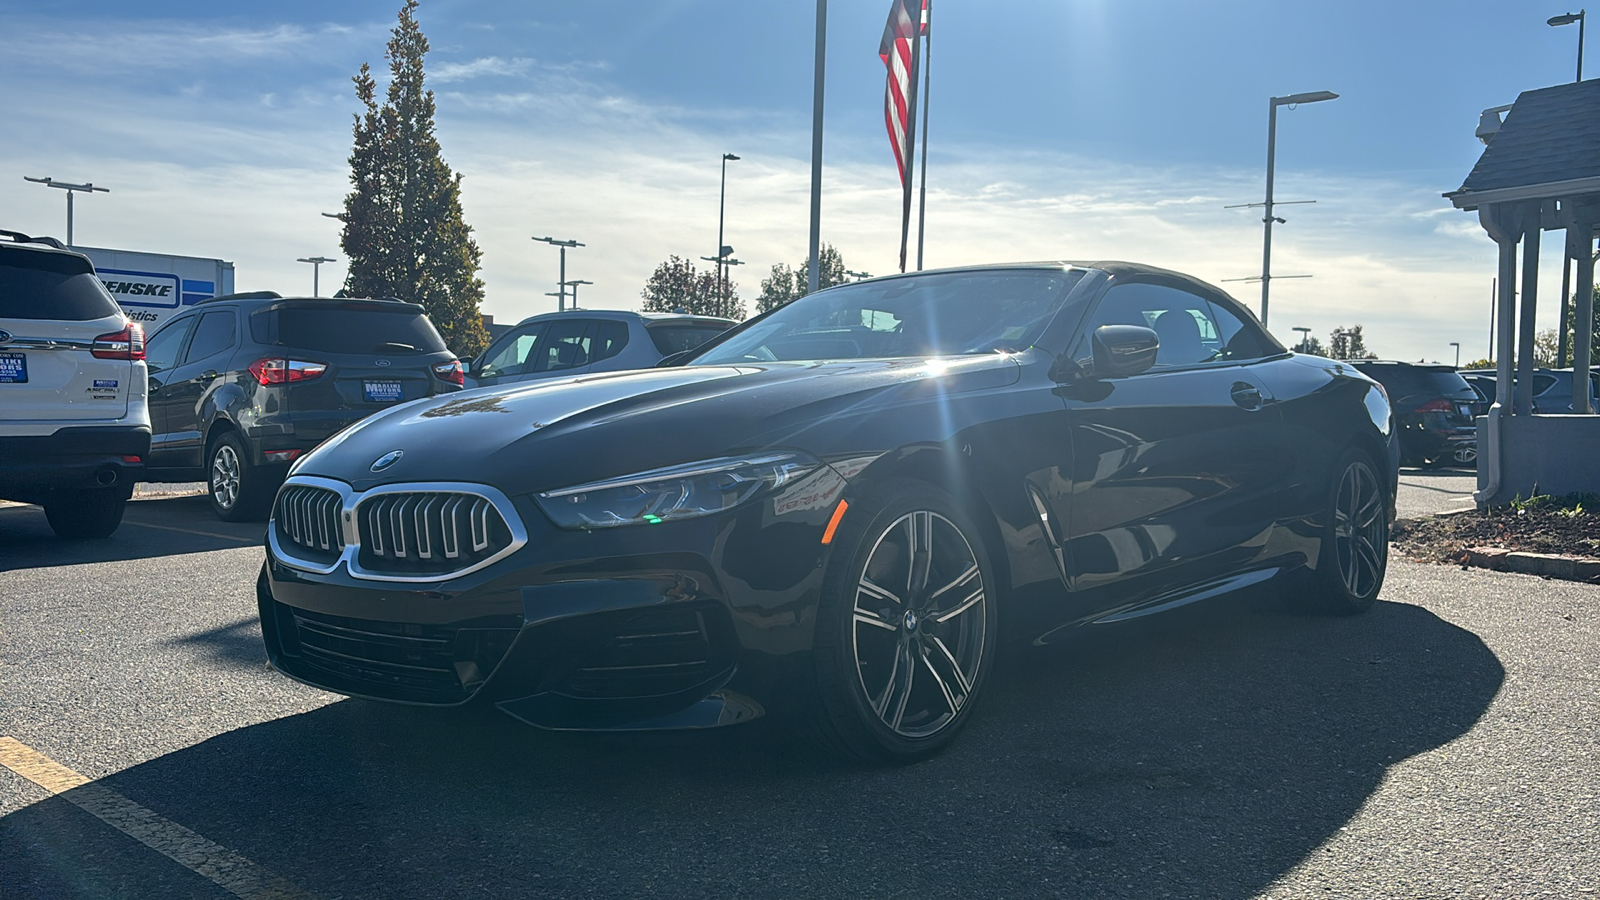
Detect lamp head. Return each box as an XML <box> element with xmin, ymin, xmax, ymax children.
<box><xmin>1549</xmin><ymin>12</ymin><xmax>1584</xmax><ymax>26</ymax></box>
<box><xmin>1273</xmin><ymin>90</ymin><xmax>1339</xmax><ymax>106</ymax></box>
<box><xmin>723</xmin><ymin>153</ymin><xmax>740</xmax><ymax>161</ymax></box>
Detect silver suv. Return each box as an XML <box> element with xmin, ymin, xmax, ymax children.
<box><xmin>0</xmin><ymin>230</ymin><xmax>149</xmax><ymax>538</ymax></box>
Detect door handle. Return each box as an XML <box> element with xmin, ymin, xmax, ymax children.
<box><xmin>1230</xmin><ymin>382</ymin><xmax>1264</xmax><ymax>411</ymax></box>
<box><xmin>200</xmin><ymin>370</ymin><xmax>218</xmax><ymax>381</ymax></box>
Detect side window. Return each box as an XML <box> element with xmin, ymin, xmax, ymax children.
<box><xmin>181</xmin><ymin>310</ymin><xmax>236</xmax><ymax>365</ymax></box>
<box><xmin>531</xmin><ymin>320</ymin><xmax>594</xmax><ymax>373</ymax></box>
<box><xmin>588</xmin><ymin>320</ymin><xmax>630</xmax><ymax>364</ymax></box>
<box><xmin>1204</xmin><ymin>297</ymin><xmax>1275</xmax><ymax>362</ymax></box>
<box><xmin>145</xmin><ymin>318</ymin><xmax>195</xmax><ymax>374</ymax></box>
<box><xmin>1073</xmin><ymin>282</ymin><xmax>1224</xmax><ymax>369</ymax></box>
<box><xmin>477</xmin><ymin>325</ymin><xmax>544</xmax><ymax>379</ymax></box>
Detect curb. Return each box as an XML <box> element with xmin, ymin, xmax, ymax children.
<box><xmin>1450</xmin><ymin>546</ymin><xmax>1600</xmax><ymax>583</ymax></box>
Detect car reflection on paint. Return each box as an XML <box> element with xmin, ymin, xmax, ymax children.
<box><xmin>256</xmin><ymin>261</ymin><xmax>1397</xmax><ymax>762</ymax></box>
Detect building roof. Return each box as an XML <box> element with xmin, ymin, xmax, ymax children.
<box><xmin>1448</xmin><ymin>80</ymin><xmax>1600</xmax><ymax>207</ymax></box>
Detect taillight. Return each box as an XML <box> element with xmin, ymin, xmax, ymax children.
<box><xmin>1413</xmin><ymin>399</ymin><xmax>1452</xmax><ymax>414</ymax></box>
<box><xmin>91</xmin><ymin>323</ymin><xmax>145</xmax><ymax>360</ymax></box>
<box><xmin>432</xmin><ymin>359</ymin><xmax>465</xmax><ymax>386</ymax></box>
<box><xmin>248</xmin><ymin>358</ymin><xmax>327</xmax><ymax>386</ymax></box>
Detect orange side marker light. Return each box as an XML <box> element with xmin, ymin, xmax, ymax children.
<box><xmin>821</xmin><ymin>499</ymin><xmax>849</xmax><ymax>545</ymax></box>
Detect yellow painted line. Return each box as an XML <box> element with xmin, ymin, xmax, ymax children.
<box><xmin>0</xmin><ymin>737</ymin><xmax>316</xmax><ymax>900</ymax></box>
<box><xmin>124</xmin><ymin>518</ymin><xmax>261</xmax><ymax>545</ymax></box>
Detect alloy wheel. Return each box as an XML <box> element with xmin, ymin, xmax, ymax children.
<box><xmin>1332</xmin><ymin>461</ymin><xmax>1385</xmax><ymax>599</ymax></box>
<box><xmin>851</xmin><ymin>510</ymin><xmax>987</xmax><ymax>739</ymax></box>
<box><xmin>212</xmin><ymin>443</ymin><xmax>241</xmax><ymax>510</ymax></box>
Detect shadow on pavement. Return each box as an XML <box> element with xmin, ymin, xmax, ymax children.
<box><xmin>1</xmin><ymin>593</ymin><xmax>1504</xmax><ymax>899</ymax></box>
<box><xmin>0</xmin><ymin>495</ymin><xmax>262</xmax><ymax>573</ymax></box>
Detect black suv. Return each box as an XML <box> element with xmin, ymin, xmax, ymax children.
<box><xmin>1348</xmin><ymin>360</ymin><xmax>1477</xmax><ymax>467</ymax></box>
<box><xmin>142</xmin><ymin>292</ymin><xmax>464</xmax><ymax>519</ymax></box>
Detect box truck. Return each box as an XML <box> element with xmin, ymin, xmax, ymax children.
<box><xmin>77</xmin><ymin>246</ymin><xmax>236</xmax><ymax>332</ymax></box>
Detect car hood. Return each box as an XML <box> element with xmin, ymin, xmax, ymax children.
<box><xmin>294</xmin><ymin>355</ymin><xmax>1023</xmax><ymax>496</ymax></box>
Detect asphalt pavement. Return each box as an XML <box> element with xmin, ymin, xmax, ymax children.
<box><xmin>1395</xmin><ymin>466</ymin><xmax>1478</xmax><ymax>519</ymax></box>
<box><xmin>1</xmin><ymin>488</ymin><xmax>1595</xmax><ymax>898</ymax></box>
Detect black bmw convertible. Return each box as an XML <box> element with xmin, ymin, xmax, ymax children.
<box><xmin>258</xmin><ymin>261</ymin><xmax>1397</xmax><ymax>762</ymax></box>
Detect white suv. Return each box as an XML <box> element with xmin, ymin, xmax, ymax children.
<box><xmin>0</xmin><ymin>230</ymin><xmax>150</xmax><ymax>537</ymax></box>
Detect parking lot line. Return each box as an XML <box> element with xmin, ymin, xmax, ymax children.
<box><xmin>0</xmin><ymin>737</ymin><xmax>316</xmax><ymax>900</ymax></box>
<box><xmin>125</xmin><ymin>518</ymin><xmax>262</xmax><ymax>545</ymax></box>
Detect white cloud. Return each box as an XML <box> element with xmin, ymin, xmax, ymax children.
<box><xmin>432</xmin><ymin>56</ymin><xmax>535</xmax><ymax>82</ymax></box>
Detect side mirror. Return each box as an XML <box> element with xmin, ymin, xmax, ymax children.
<box><xmin>461</xmin><ymin>357</ymin><xmax>474</xmax><ymax>375</ymax></box>
<box><xmin>1091</xmin><ymin>325</ymin><xmax>1159</xmax><ymax>378</ymax></box>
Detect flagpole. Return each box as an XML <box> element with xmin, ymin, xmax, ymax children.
<box><xmin>897</xmin><ymin>5</ymin><xmax>923</xmax><ymax>273</ymax></box>
<box><xmin>808</xmin><ymin>0</ymin><xmax>827</xmax><ymax>295</ymax></box>
<box><xmin>914</xmin><ymin>0</ymin><xmax>932</xmax><ymax>271</ymax></box>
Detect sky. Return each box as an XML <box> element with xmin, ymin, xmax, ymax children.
<box><xmin>0</xmin><ymin>0</ymin><xmax>1588</xmax><ymax>363</ymax></box>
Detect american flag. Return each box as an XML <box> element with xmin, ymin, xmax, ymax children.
<box><xmin>880</xmin><ymin>0</ymin><xmax>926</xmax><ymax>188</ymax></box>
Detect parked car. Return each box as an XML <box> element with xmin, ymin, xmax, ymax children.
<box><xmin>466</xmin><ymin>309</ymin><xmax>734</xmax><ymax>388</ymax></box>
<box><xmin>257</xmin><ymin>261</ymin><xmax>1396</xmax><ymax>762</ymax></box>
<box><xmin>141</xmin><ymin>291</ymin><xmax>464</xmax><ymax>520</ymax></box>
<box><xmin>1347</xmin><ymin>360</ymin><xmax>1477</xmax><ymax>467</ymax></box>
<box><xmin>0</xmin><ymin>230</ymin><xmax>149</xmax><ymax>538</ymax></box>
<box><xmin>1461</xmin><ymin>367</ymin><xmax>1600</xmax><ymax>414</ymax></box>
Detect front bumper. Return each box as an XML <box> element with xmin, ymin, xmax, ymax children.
<box><xmin>0</xmin><ymin>425</ymin><xmax>149</xmax><ymax>504</ymax></box>
<box><xmin>257</xmin><ymin>468</ymin><xmax>847</xmax><ymax>730</ymax></box>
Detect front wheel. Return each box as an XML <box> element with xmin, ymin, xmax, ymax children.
<box><xmin>809</xmin><ymin>480</ymin><xmax>997</xmax><ymax>763</ymax></box>
<box><xmin>1308</xmin><ymin>449</ymin><xmax>1389</xmax><ymax>615</ymax></box>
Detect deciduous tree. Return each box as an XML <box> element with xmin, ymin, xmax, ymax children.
<box><xmin>339</xmin><ymin>0</ymin><xmax>489</xmax><ymax>358</ymax></box>
<box><xmin>1328</xmin><ymin>325</ymin><xmax>1378</xmax><ymax>360</ymax></box>
<box><xmin>756</xmin><ymin>244</ymin><xmax>849</xmax><ymax>314</ymax></box>
<box><xmin>640</xmin><ymin>256</ymin><xmax>744</xmax><ymax>319</ymax></box>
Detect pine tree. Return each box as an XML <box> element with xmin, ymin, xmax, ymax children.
<box><xmin>339</xmin><ymin>0</ymin><xmax>489</xmax><ymax>358</ymax></box>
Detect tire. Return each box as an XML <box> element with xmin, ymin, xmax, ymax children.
<box><xmin>43</xmin><ymin>490</ymin><xmax>128</xmax><ymax>539</ymax></box>
<box><xmin>808</xmin><ymin>479</ymin><xmax>998</xmax><ymax>763</ymax></box>
<box><xmin>1307</xmin><ymin>448</ymin><xmax>1389</xmax><ymax>615</ymax></box>
<box><xmin>207</xmin><ymin>432</ymin><xmax>270</xmax><ymax>521</ymax></box>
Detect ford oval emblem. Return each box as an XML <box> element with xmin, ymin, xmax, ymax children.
<box><xmin>375</xmin><ymin>359</ymin><xmax>391</xmax><ymax>367</ymax></box>
<box><xmin>370</xmin><ymin>450</ymin><xmax>404</xmax><ymax>472</ymax></box>
<box><xmin>0</xmin><ymin>330</ymin><xmax>11</xmax><ymax>343</ymax></box>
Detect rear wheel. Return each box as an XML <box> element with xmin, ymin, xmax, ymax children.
<box><xmin>207</xmin><ymin>432</ymin><xmax>270</xmax><ymax>521</ymax></box>
<box><xmin>43</xmin><ymin>490</ymin><xmax>127</xmax><ymax>539</ymax></box>
<box><xmin>1308</xmin><ymin>449</ymin><xmax>1388</xmax><ymax>615</ymax></box>
<box><xmin>809</xmin><ymin>480</ymin><xmax>997</xmax><ymax>763</ymax></box>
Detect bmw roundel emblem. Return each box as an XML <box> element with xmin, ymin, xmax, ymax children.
<box><xmin>0</xmin><ymin>330</ymin><xmax>11</xmax><ymax>343</ymax></box>
<box><xmin>370</xmin><ymin>450</ymin><xmax>404</xmax><ymax>472</ymax></box>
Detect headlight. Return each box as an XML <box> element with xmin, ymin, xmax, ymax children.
<box><xmin>535</xmin><ymin>452</ymin><xmax>822</xmax><ymax>529</ymax></box>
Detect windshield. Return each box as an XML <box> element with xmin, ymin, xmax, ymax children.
<box><xmin>691</xmin><ymin>268</ymin><xmax>1085</xmax><ymax>365</ymax></box>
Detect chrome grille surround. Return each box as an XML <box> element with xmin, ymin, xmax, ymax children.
<box><xmin>268</xmin><ymin>475</ymin><xmax>528</xmax><ymax>583</ymax></box>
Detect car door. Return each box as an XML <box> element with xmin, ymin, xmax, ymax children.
<box><xmin>160</xmin><ymin>309</ymin><xmax>238</xmax><ymax>468</ymax></box>
<box><xmin>471</xmin><ymin>323</ymin><xmax>546</xmax><ymax>387</ymax></box>
<box><xmin>144</xmin><ymin>314</ymin><xmax>197</xmax><ymax>468</ymax></box>
<box><xmin>1056</xmin><ymin>279</ymin><xmax>1287</xmax><ymax>600</ymax></box>
<box><xmin>521</xmin><ymin>318</ymin><xmax>596</xmax><ymax>381</ymax></box>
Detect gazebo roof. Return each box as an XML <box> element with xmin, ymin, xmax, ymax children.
<box><xmin>1447</xmin><ymin>80</ymin><xmax>1600</xmax><ymax>210</ymax></box>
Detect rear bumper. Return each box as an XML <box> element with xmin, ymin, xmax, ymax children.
<box><xmin>0</xmin><ymin>425</ymin><xmax>150</xmax><ymax>503</ymax></box>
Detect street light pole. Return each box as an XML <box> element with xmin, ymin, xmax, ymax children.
<box><xmin>1550</xmin><ymin>11</ymin><xmax>1586</xmax><ymax>82</ymax></box>
<box><xmin>24</xmin><ymin>177</ymin><xmax>110</xmax><ymax>246</ymax></box>
<box><xmin>533</xmin><ymin>236</ymin><xmax>584</xmax><ymax>311</ymax></box>
<box><xmin>1259</xmin><ymin>91</ymin><xmax>1338</xmax><ymax>328</ymax></box>
<box><xmin>716</xmin><ymin>153</ymin><xmax>739</xmax><ymax>312</ymax></box>
<box><xmin>296</xmin><ymin>256</ymin><xmax>336</xmax><ymax>297</ymax></box>
<box><xmin>1292</xmin><ymin>326</ymin><xmax>1311</xmax><ymax>353</ymax></box>
<box><xmin>1450</xmin><ymin>342</ymin><xmax>1461</xmax><ymax>368</ymax></box>
<box><xmin>562</xmin><ymin>279</ymin><xmax>592</xmax><ymax>309</ymax></box>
